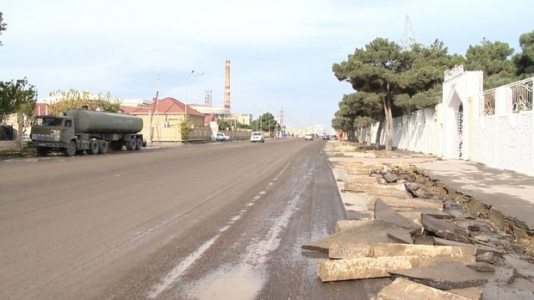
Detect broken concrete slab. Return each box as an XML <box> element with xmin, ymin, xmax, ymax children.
<box><xmin>318</xmin><ymin>255</ymin><xmax>477</xmax><ymax>282</ymax></box>
<box><xmin>475</xmin><ymin>251</ymin><xmax>497</xmax><ymax>264</ymax></box>
<box><xmin>448</xmin><ymin>287</ymin><xmax>483</xmax><ymax>300</ymax></box>
<box><xmin>348</xmin><ymin>175</ymin><xmax>379</xmax><ymax>184</ymax></box>
<box><xmin>388</xmin><ymin>261</ymin><xmax>489</xmax><ymax>290</ymax></box>
<box><xmin>378</xmin><ymin>277</ymin><xmax>474</xmax><ymax>300</ymax></box>
<box><xmin>383</xmin><ymin>172</ymin><xmax>400</xmax><ymax>183</ymax></box>
<box><xmin>338</xmin><ymin>190</ymin><xmax>369</xmax><ymax>215</ymax></box>
<box><xmin>328</xmin><ymin>242</ymin><xmax>476</xmax><ymax>265</ymax></box>
<box><xmin>422</xmin><ymin>214</ymin><xmax>470</xmax><ymax>244</ymax></box>
<box><xmin>433</xmin><ymin>237</ymin><xmax>506</xmax><ymax>255</ymax></box>
<box><xmin>346</xmin><ymin>166</ymin><xmax>376</xmax><ymax>176</ymax></box>
<box><xmin>405</xmin><ymin>182</ymin><xmax>441</xmax><ymax>198</ymax></box>
<box><xmin>375</xmin><ymin>198</ymin><xmax>422</xmax><ymax>235</ymax></box>
<box><xmin>398</xmin><ymin>208</ymin><xmax>452</xmax><ymax>221</ymax></box>
<box><xmin>387</xmin><ymin>228</ymin><xmax>414</xmax><ymax>244</ymax></box>
<box><xmin>302</xmin><ymin>220</ymin><xmax>410</xmax><ymax>252</ymax></box>
<box><xmin>318</xmin><ymin>256</ymin><xmax>413</xmax><ymax>282</ymax></box>
<box><xmin>369</xmin><ymin>196</ymin><xmax>444</xmax><ymax>211</ymax></box>
<box><xmin>467</xmin><ymin>262</ymin><xmax>495</xmax><ymax>273</ymax></box>
<box><xmin>366</xmin><ymin>188</ymin><xmax>413</xmax><ymax>199</ymax></box>
<box><xmin>335</xmin><ymin>220</ymin><xmax>371</xmax><ymax>233</ymax></box>
<box><xmin>344</xmin><ymin>182</ymin><xmax>407</xmax><ymax>193</ymax></box>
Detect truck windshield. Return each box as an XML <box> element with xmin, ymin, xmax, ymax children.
<box><xmin>34</xmin><ymin>117</ymin><xmax>63</xmax><ymax>127</ymax></box>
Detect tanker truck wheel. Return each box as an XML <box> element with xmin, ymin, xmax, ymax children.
<box><xmin>64</xmin><ymin>140</ymin><xmax>77</xmax><ymax>156</ymax></box>
<box><xmin>98</xmin><ymin>141</ymin><xmax>108</xmax><ymax>154</ymax></box>
<box><xmin>126</xmin><ymin>138</ymin><xmax>136</xmax><ymax>151</ymax></box>
<box><xmin>135</xmin><ymin>138</ymin><xmax>143</xmax><ymax>150</ymax></box>
<box><xmin>88</xmin><ymin>140</ymin><xmax>100</xmax><ymax>154</ymax></box>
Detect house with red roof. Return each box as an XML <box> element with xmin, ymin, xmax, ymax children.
<box><xmin>122</xmin><ymin>97</ymin><xmax>211</xmax><ymax>143</ymax></box>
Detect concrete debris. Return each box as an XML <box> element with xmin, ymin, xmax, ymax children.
<box><xmin>405</xmin><ymin>182</ymin><xmax>441</xmax><ymax>199</ymax></box>
<box><xmin>302</xmin><ymin>220</ymin><xmax>409</xmax><ymax>252</ymax></box>
<box><xmin>421</xmin><ymin>214</ymin><xmax>470</xmax><ymax>244</ymax></box>
<box><xmin>378</xmin><ymin>277</ymin><xmax>474</xmax><ymax>300</ymax></box>
<box><xmin>374</xmin><ymin>198</ymin><xmax>422</xmax><ymax>235</ymax></box>
<box><xmin>318</xmin><ymin>256</ymin><xmax>414</xmax><ymax>281</ymax></box>
<box><xmin>383</xmin><ymin>172</ymin><xmax>400</xmax><ymax>183</ymax></box>
<box><xmin>350</xmin><ymin>174</ymin><xmax>380</xmax><ymax>184</ymax></box>
<box><xmin>343</xmin><ymin>182</ymin><xmax>405</xmax><ymax>193</ymax></box>
<box><xmin>388</xmin><ymin>262</ymin><xmax>489</xmax><ymax>290</ymax></box>
<box><xmin>387</xmin><ymin>228</ymin><xmax>414</xmax><ymax>244</ymax></box>
<box><xmin>433</xmin><ymin>237</ymin><xmax>506</xmax><ymax>255</ymax></box>
<box><xmin>475</xmin><ymin>251</ymin><xmax>497</xmax><ymax>264</ymax></box>
<box><xmin>316</xmin><ymin>143</ymin><xmax>534</xmax><ymax>298</ymax></box>
<box><xmin>334</xmin><ymin>219</ymin><xmax>370</xmax><ymax>233</ymax></box>
<box><xmin>466</xmin><ymin>262</ymin><xmax>496</xmax><ymax>273</ymax></box>
<box><xmin>365</xmin><ymin>188</ymin><xmax>412</xmax><ymax>199</ymax></box>
<box><xmin>369</xmin><ymin>196</ymin><xmax>444</xmax><ymax>211</ymax></box>
<box><xmin>328</xmin><ymin>242</ymin><xmax>476</xmax><ymax>264</ymax></box>
<box><xmin>447</xmin><ymin>287</ymin><xmax>483</xmax><ymax>300</ymax></box>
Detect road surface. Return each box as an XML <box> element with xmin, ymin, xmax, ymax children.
<box><xmin>1</xmin><ymin>138</ymin><xmax>382</xmax><ymax>299</ymax></box>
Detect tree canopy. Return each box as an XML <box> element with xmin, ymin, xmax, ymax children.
<box><xmin>332</xmin><ymin>38</ymin><xmax>457</xmax><ymax>150</ymax></box>
<box><xmin>513</xmin><ymin>30</ymin><xmax>534</xmax><ymax>77</ymax></box>
<box><xmin>47</xmin><ymin>89</ymin><xmax>122</xmax><ymax>115</ymax></box>
<box><xmin>251</xmin><ymin>112</ymin><xmax>278</xmax><ymax>133</ymax></box>
<box><xmin>465</xmin><ymin>39</ymin><xmax>516</xmax><ymax>89</ymax></box>
<box><xmin>0</xmin><ymin>78</ymin><xmax>37</xmax><ymax>124</ymax></box>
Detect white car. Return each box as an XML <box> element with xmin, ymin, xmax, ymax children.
<box><xmin>304</xmin><ymin>133</ymin><xmax>314</xmax><ymax>141</ymax></box>
<box><xmin>250</xmin><ymin>131</ymin><xmax>265</xmax><ymax>143</ymax></box>
<box><xmin>215</xmin><ymin>132</ymin><xmax>230</xmax><ymax>142</ymax></box>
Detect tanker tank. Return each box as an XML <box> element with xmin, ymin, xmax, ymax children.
<box><xmin>65</xmin><ymin>109</ymin><xmax>143</xmax><ymax>134</ymax></box>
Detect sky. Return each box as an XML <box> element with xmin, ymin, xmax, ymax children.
<box><xmin>0</xmin><ymin>0</ymin><xmax>532</xmax><ymax>132</ymax></box>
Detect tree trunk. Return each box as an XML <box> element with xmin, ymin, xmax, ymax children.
<box><xmin>374</xmin><ymin>120</ymin><xmax>384</xmax><ymax>146</ymax></box>
<box><xmin>382</xmin><ymin>87</ymin><xmax>394</xmax><ymax>151</ymax></box>
<box><xmin>366</xmin><ymin>128</ymin><xmax>372</xmax><ymax>146</ymax></box>
<box><xmin>16</xmin><ymin>112</ymin><xmax>23</xmax><ymax>152</ymax></box>
<box><xmin>385</xmin><ymin>101</ymin><xmax>393</xmax><ymax>151</ymax></box>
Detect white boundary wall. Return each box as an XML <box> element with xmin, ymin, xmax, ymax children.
<box><xmin>359</xmin><ymin>73</ymin><xmax>534</xmax><ymax>176</ymax></box>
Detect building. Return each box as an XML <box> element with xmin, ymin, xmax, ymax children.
<box><xmin>124</xmin><ymin>97</ymin><xmax>211</xmax><ymax>143</ymax></box>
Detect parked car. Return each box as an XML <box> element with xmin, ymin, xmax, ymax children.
<box><xmin>304</xmin><ymin>133</ymin><xmax>314</xmax><ymax>141</ymax></box>
<box><xmin>329</xmin><ymin>135</ymin><xmax>337</xmax><ymax>140</ymax></box>
<box><xmin>215</xmin><ymin>132</ymin><xmax>230</xmax><ymax>141</ymax></box>
<box><xmin>250</xmin><ymin>131</ymin><xmax>265</xmax><ymax>143</ymax></box>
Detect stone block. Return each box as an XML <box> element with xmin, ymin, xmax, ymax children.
<box><xmin>318</xmin><ymin>256</ymin><xmax>413</xmax><ymax>282</ymax></box>
<box><xmin>328</xmin><ymin>242</ymin><xmax>476</xmax><ymax>266</ymax></box>
<box><xmin>378</xmin><ymin>277</ymin><xmax>473</xmax><ymax>300</ymax></box>
<box><xmin>335</xmin><ymin>220</ymin><xmax>371</xmax><ymax>233</ymax></box>
<box><xmin>369</xmin><ymin>196</ymin><xmax>443</xmax><ymax>211</ymax></box>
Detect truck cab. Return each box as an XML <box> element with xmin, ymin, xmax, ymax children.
<box><xmin>30</xmin><ymin>116</ymin><xmax>76</xmax><ymax>156</ymax></box>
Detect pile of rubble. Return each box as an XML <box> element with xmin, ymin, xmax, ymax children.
<box><xmin>303</xmin><ymin>145</ymin><xmax>533</xmax><ymax>299</ymax></box>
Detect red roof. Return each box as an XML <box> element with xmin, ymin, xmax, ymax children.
<box><xmin>123</xmin><ymin>97</ymin><xmax>204</xmax><ymax>116</ymax></box>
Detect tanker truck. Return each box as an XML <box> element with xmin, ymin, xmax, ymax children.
<box><xmin>29</xmin><ymin>108</ymin><xmax>144</xmax><ymax>156</ymax></box>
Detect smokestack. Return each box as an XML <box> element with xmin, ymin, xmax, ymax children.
<box><xmin>224</xmin><ymin>59</ymin><xmax>231</xmax><ymax>109</ymax></box>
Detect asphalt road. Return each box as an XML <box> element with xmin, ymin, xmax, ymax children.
<box><xmin>0</xmin><ymin>138</ymin><xmax>382</xmax><ymax>300</ymax></box>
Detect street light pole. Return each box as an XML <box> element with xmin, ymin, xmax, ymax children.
<box><xmin>185</xmin><ymin>70</ymin><xmax>195</xmax><ymax>119</ymax></box>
